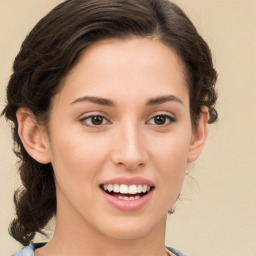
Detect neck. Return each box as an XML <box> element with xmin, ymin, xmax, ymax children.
<box><xmin>40</xmin><ymin>218</ymin><xmax>168</xmax><ymax>256</ymax></box>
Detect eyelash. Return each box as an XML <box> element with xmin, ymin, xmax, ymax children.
<box><xmin>79</xmin><ymin>115</ymin><xmax>109</xmax><ymax>127</ymax></box>
<box><xmin>147</xmin><ymin>114</ymin><xmax>176</xmax><ymax>126</ymax></box>
<box><xmin>79</xmin><ymin>114</ymin><xmax>176</xmax><ymax>128</ymax></box>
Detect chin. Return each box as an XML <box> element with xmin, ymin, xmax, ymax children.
<box><xmin>97</xmin><ymin>215</ymin><xmax>165</xmax><ymax>241</ymax></box>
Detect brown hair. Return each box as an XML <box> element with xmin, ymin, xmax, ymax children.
<box><xmin>2</xmin><ymin>0</ymin><xmax>217</xmax><ymax>246</ymax></box>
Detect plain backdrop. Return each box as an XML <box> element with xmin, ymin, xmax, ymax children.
<box><xmin>0</xmin><ymin>0</ymin><xmax>255</xmax><ymax>255</ymax></box>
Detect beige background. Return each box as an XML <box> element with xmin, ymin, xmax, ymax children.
<box><xmin>0</xmin><ymin>0</ymin><xmax>255</xmax><ymax>255</ymax></box>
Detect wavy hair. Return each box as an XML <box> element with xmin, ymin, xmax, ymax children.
<box><xmin>2</xmin><ymin>0</ymin><xmax>217</xmax><ymax>246</ymax></box>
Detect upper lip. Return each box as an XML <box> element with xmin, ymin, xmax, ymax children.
<box><xmin>100</xmin><ymin>176</ymin><xmax>155</xmax><ymax>186</ymax></box>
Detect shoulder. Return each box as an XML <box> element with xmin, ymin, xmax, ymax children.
<box><xmin>11</xmin><ymin>244</ymin><xmax>187</xmax><ymax>256</ymax></box>
<box><xmin>167</xmin><ymin>246</ymin><xmax>188</xmax><ymax>256</ymax></box>
<box><xmin>11</xmin><ymin>243</ymin><xmax>46</xmax><ymax>256</ymax></box>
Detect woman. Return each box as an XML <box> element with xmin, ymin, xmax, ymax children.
<box><xmin>3</xmin><ymin>0</ymin><xmax>217</xmax><ymax>255</ymax></box>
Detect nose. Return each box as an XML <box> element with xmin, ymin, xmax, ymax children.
<box><xmin>111</xmin><ymin>121</ymin><xmax>149</xmax><ymax>170</ymax></box>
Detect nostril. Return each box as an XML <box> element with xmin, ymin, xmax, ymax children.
<box><xmin>117</xmin><ymin>161</ymin><xmax>146</xmax><ymax>171</ymax></box>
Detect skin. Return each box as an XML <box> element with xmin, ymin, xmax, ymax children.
<box><xmin>17</xmin><ymin>37</ymin><xmax>208</xmax><ymax>256</ymax></box>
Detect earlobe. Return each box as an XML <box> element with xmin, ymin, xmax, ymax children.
<box><xmin>187</xmin><ymin>108</ymin><xmax>209</xmax><ymax>163</ymax></box>
<box><xmin>16</xmin><ymin>108</ymin><xmax>51</xmax><ymax>164</ymax></box>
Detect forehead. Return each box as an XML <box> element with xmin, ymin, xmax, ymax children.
<box><xmin>71</xmin><ymin>37</ymin><xmax>186</xmax><ymax>80</ymax></box>
<box><xmin>54</xmin><ymin>37</ymin><xmax>189</xmax><ymax>107</ymax></box>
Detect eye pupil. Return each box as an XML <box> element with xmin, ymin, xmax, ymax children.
<box><xmin>92</xmin><ymin>116</ymin><xmax>103</xmax><ymax>125</ymax></box>
<box><xmin>154</xmin><ymin>115</ymin><xmax>166</xmax><ymax>125</ymax></box>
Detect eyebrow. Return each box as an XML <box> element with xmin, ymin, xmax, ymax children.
<box><xmin>71</xmin><ymin>96</ymin><xmax>115</xmax><ymax>106</ymax></box>
<box><xmin>146</xmin><ymin>95</ymin><xmax>184</xmax><ymax>106</ymax></box>
<box><xmin>71</xmin><ymin>94</ymin><xmax>184</xmax><ymax>107</ymax></box>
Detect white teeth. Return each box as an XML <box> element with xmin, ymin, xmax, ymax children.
<box><xmin>128</xmin><ymin>185</ymin><xmax>137</xmax><ymax>194</ymax></box>
<box><xmin>117</xmin><ymin>195</ymin><xmax>141</xmax><ymax>200</ymax></box>
<box><xmin>113</xmin><ymin>184</ymin><xmax>119</xmax><ymax>193</ymax></box>
<box><xmin>103</xmin><ymin>184</ymin><xmax>151</xmax><ymax>194</ymax></box>
<box><xmin>142</xmin><ymin>185</ymin><xmax>147</xmax><ymax>193</ymax></box>
<box><xmin>107</xmin><ymin>184</ymin><xmax>113</xmax><ymax>192</ymax></box>
<box><xmin>120</xmin><ymin>184</ymin><xmax>128</xmax><ymax>194</ymax></box>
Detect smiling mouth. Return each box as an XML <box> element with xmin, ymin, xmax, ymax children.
<box><xmin>100</xmin><ymin>184</ymin><xmax>154</xmax><ymax>201</ymax></box>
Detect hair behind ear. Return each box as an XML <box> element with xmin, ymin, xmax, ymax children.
<box><xmin>8</xmin><ymin>108</ymin><xmax>56</xmax><ymax>245</ymax></box>
<box><xmin>9</xmin><ymin>161</ymin><xmax>56</xmax><ymax>245</ymax></box>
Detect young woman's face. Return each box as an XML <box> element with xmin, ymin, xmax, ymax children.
<box><xmin>45</xmin><ymin>38</ymin><xmax>201</xmax><ymax>240</ymax></box>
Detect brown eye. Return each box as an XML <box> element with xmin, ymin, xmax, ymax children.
<box><xmin>148</xmin><ymin>114</ymin><xmax>176</xmax><ymax>126</ymax></box>
<box><xmin>91</xmin><ymin>116</ymin><xmax>104</xmax><ymax>125</ymax></box>
<box><xmin>80</xmin><ymin>115</ymin><xmax>107</xmax><ymax>127</ymax></box>
<box><xmin>154</xmin><ymin>116</ymin><xmax>167</xmax><ymax>125</ymax></box>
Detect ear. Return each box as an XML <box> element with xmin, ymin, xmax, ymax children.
<box><xmin>16</xmin><ymin>108</ymin><xmax>51</xmax><ymax>164</ymax></box>
<box><xmin>187</xmin><ymin>108</ymin><xmax>209</xmax><ymax>163</ymax></box>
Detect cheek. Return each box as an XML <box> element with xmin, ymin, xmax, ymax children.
<box><xmin>49</xmin><ymin>130</ymin><xmax>109</xmax><ymax>191</ymax></box>
<box><xmin>145</xmin><ymin>133</ymin><xmax>190</xmax><ymax>214</ymax></box>
<box><xmin>151</xmin><ymin>132</ymin><xmax>191</xmax><ymax>187</ymax></box>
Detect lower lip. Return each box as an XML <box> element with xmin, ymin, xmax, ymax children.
<box><xmin>101</xmin><ymin>189</ymin><xmax>153</xmax><ymax>211</ymax></box>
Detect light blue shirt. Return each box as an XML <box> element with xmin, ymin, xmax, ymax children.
<box><xmin>11</xmin><ymin>243</ymin><xmax>188</xmax><ymax>256</ymax></box>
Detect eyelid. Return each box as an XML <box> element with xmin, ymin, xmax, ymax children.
<box><xmin>78</xmin><ymin>111</ymin><xmax>176</xmax><ymax>128</ymax></box>
<box><xmin>78</xmin><ymin>110</ymin><xmax>110</xmax><ymax>122</ymax></box>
